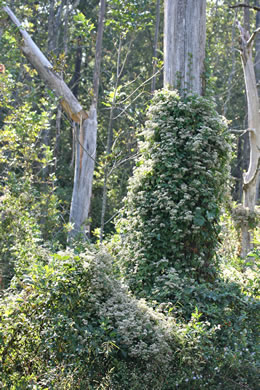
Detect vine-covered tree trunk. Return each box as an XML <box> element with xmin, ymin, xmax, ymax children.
<box><xmin>164</xmin><ymin>0</ymin><xmax>206</xmax><ymax>94</ymax></box>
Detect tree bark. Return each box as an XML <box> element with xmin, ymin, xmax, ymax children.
<box><xmin>255</xmin><ymin>9</ymin><xmax>260</xmax><ymax>202</ymax></box>
<box><xmin>3</xmin><ymin>6</ymin><xmax>88</xmax><ymax>123</ymax></box>
<box><xmin>243</xmin><ymin>0</ymin><xmax>251</xmax><ymax>32</ymax></box>
<box><xmin>3</xmin><ymin>4</ymin><xmax>105</xmax><ymax>240</ymax></box>
<box><xmin>164</xmin><ymin>0</ymin><xmax>206</xmax><ymax>95</ymax></box>
<box><xmin>238</xmin><ymin>22</ymin><xmax>260</xmax><ymax>257</ymax></box>
<box><xmin>69</xmin><ymin>105</ymin><xmax>97</xmax><ymax>237</ymax></box>
<box><xmin>69</xmin><ymin>43</ymin><xmax>82</xmax><ymax>98</ymax></box>
<box><xmin>256</xmin><ymin>11</ymin><xmax>260</xmax><ymax>93</ymax></box>
<box><xmin>151</xmin><ymin>0</ymin><xmax>161</xmax><ymax>93</ymax></box>
<box><xmin>69</xmin><ymin>0</ymin><xmax>106</xmax><ymax>239</ymax></box>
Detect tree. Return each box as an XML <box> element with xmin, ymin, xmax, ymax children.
<box><xmin>69</xmin><ymin>0</ymin><xmax>106</xmax><ymax>239</ymax></box>
<box><xmin>238</xmin><ymin>21</ymin><xmax>260</xmax><ymax>256</ymax></box>
<box><xmin>151</xmin><ymin>0</ymin><xmax>161</xmax><ymax>93</ymax></box>
<box><xmin>2</xmin><ymin>2</ymin><xmax>106</xmax><ymax>240</ymax></box>
<box><xmin>255</xmin><ymin>7</ymin><xmax>260</xmax><ymax>201</ymax></box>
<box><xmin>230</xmin><ymin>3</ymin><xmax>260</xmax><ymax>257</ymax></box>
<box><xmin>164</xmin><ymin>0</ymin><xmax>206</xmax><ymax>94</ymax></box>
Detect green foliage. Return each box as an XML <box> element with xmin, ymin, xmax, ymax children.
<box><xmin>0</xmin><ymin>3</ymin><xmax>259</xmax><ymax>389</ymax></box>
<box><xmin>113</xmin><ymin>89</ymin><xmax>232</xmax><ymax>296</ymax></box>
<box><xmin>106</xmin><ymin>0</ymin><xmax>153</xmax><ymax>33</ymax></box>
<box><xmin>0</xmin><ymin>247</ymin><xmax>259</xmax><ymax>389</ymax></box>
<box><xmin>0</xmin><ymin>101</ymin><xmax>62</xmax><ymax>288</ymax></box>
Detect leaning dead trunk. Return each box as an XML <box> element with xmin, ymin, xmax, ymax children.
<box><xmin>3</xmin><ymin>4</ymin><xmax>105</xmax><ymax>239</ymax></box>
<box><xmin>238</xmin><ymin>22</ymin><xmax>260</xmax><ymax>257</ymax></box>
<box><xmin>164</xmin><ymin>0</ymin><xmax>206</xmax><ymax>94</ymax></box>
<box><xmin>3</xmin><ymin>6</ymin><xmax>88</xmax><ymax>123</ymax></box>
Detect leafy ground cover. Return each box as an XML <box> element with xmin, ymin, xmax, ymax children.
<box><xmin>0</xmin><ymin>91</ymin><xmax>259</xmax><ymax>389</ymax></box>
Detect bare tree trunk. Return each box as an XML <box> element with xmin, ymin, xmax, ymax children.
<box><xmin>3</xmin><ymin>6</ymin><xmax>87</xmax><ymax>122</ymax></box>
<box><xmin>256</xmin><ymin>8</ymin><xmax>260</xmax><ymax>93</ymax></box>
<box><xmin>69</xmin><ymin>106</ymin><xmax>97</xmax><ymax>237</ymax></box>
<box><xmin>3</xmin><ymin>3</ymin><xmax>105</xmax><ymax>240</ymax></box>
<box><xmin>164</xmin><ymin>0</ymin><xmax>206</xmax><ymax>95</ymax></box>
<box><xmin>151</xmin><ymin>0</ymin><xmax>161</xmax><ymax>93</ymax></box>
<box><xmin>93</xmin><ymin>0</ymin><xmax>106</xmax><ymax>105</ymax></box>
<box><xmin>255</xmin><ymin>8</ymin><xmax>260</xmax><ymax>202</ymax></box>
<box><xmin>70</xmin><ymin>43</ymin><xmax>82</xmax><ymax>98</ymax></box>
<box><xmin>69</xmin><ymin>0</ymin><xmax>106</xmax><ymax>239</ymax></box>
<box><xmin>223</xmin><ymin>19</ymin><xmax>237</xmax><ymax>116</ymax></box>
<box><xmin>244</xmin><ymin>0</ymin><xmax>251</xmax><ymax>32</ymax></box>
<box><xmin>237</xmin><ymin>22</ymin><xmax>260</xmax><ymax>257</ymax></box>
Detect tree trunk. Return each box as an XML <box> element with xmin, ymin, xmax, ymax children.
<box><xmin>69</xmin><ymin>105</ymin><xmax>97</xmax><ymax>237</ymax></box>
<box><xmin>3</xmin><ymin>3</ymin><xmax>105</xmax><ymax>240</ymax></box>
<box><xmin>244</xmin><ymin>0</ymin><xmax>251</xmax><ymax>33</ymax></box>
<box><xmin>256</xmin><ymin>11</ymin><xmax>260</xmax><ymax>91</ymax></box>
<box><xmin>255</xmin><ymin>9</ymin><xmax>260</xmax><ymax>202</ymax></box>
<box><xmin>151</xmin><ymin>0</ymin><xmax>161</xmax><ymax>93</ymax></box>
<box><xmin>70</xmin><ymin>43</ymin><xmax>82</xmax><ymax>98</ymax></box>
<box><xmin>238</xmin><ymin>22</ymin><xmax>260</xmax><ymax>257</ymax></box>
<box><xmin>164</xmin><ymin>0</ymin><xmax>206</xmax><ymax>95</ymax></box>
<box><xmin>3</xmin><ymin>6</ymin><xmax>87</xmax><ymax>123</ymax></box>
<box><xmin>69</xmin><ymin>0</ymin><xmax>106</xmax><ymax>239</ymax></box>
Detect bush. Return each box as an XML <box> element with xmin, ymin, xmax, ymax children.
<box><xmin>0</xmin><ymin>247</ymin><xmax>259</xmax><ymax>389</ymax></box>
<box><xmin>113</xmin><ymin>89</ymin><xmax>232</xmax><ymax>296</ymax></box>
<box><xmin>0</xmin><ymin>102</ymin><xmax>62</xmax><ymax>288</ymax></box>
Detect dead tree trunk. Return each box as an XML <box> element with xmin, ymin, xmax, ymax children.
<box><xmin>3</xmin><ymin>3</ymin><xmax>105</xmax><ymax>239</ymax></box>
<box><xmin>255</xmin><ymin>9</ymin><xmax>260</xmax><ymax>202</ymax></box>
<box><xmin>164</xmin><ymin>0</ymin><xmax>206</xmax><ymax>94</ymax></box>
<box><xmin>237</xmin><ymin>22</ymin><xmax>260</xmax><ymax>257</ymax></box>
<box><xmin>3</xmin><ymin>6</ymin><xmax>88</xmax><ymax>122</ymax></box>
<box><xmin>69</xmin><ymin>0</ymin><xmax>106</xmax><ymax>238</ymax></box>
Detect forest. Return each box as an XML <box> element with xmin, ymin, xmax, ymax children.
<box><xmin>0</xmin><ymin>0</ymin><xmax>259</xmax><ymax>389</ymax></box>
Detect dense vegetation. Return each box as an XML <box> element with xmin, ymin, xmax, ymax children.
<box><xmin>1</xmin><ymin>88</ymin><xmax>259</xmax><ymax>389</ymax></box>
<box><xmin>0</xmin><ymin>0</ymin><xmax>259</xmax><ymax>389</ymax></box>
<box><xmin>113</xmin><ymin>90</ymin><xmax>232</xmax><ymax>295</ymax></box>
<box><xmin>0</xmin><ymin>245</ymin><xmax>259</xmax><ymax>389</ymax></box>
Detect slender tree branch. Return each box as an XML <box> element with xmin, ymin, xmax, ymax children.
<box><xmin>108</xmin><ymin>153</ymin><xmax>140</xmax><ymax>177</ymax></box>
<box><xmin>115</xmin><ymin>66</ymin><xmax>164</xmax><ymax>108</ymax></box>
<box><xmin>247</xmin><ymin>26</ymin><xmax>260</xmax><ymax>46</ymax></box>
<box><xmin>229</xmin><ymin>3</ymin><xmax>260</xmax><ymax>12</ymax></box>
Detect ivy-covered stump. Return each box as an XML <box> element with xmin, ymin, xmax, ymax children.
<box><xmin>115</xmin><ymin>89</ymin><xmax>231</xmax><ymax>297</ymax></box>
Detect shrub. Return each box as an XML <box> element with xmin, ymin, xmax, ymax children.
<box><xmin>0</xmin><ymin>102</ymin><xmax>62</xmax><ymax>288</ymax></box>
<box><xmin>0</xmin><ymin>247</ymin><xmax>259</xmax><ymax>389</ymax></box>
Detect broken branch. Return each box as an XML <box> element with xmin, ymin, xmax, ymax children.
<box><xmin>2</xmin><ymin>6</ymin><xmax>88</xmax><ymax>123</ymax></box>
